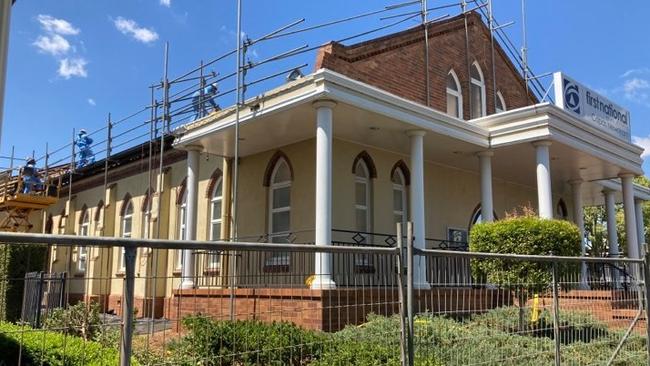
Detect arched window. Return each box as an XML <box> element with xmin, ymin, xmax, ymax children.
<box><xmin>446</xmin><ymin>70</ymin><xmax>463</xmax><ymax>118</ymax></box>
<box><xmin>556</xmin><ymin>199</ymin><xmax>568</xmax><ymax>220</ymax></box>
<box><xmin>354</xmin><ymin>160</ymin><xmax>371</xmax><ymax>237</ymax></box>
<box><xmin>142</xmin><ymin>190</ymin><xmax>153</xmax><ymax>240</ymax></box>
<box><xmin>208</xmin><ymin>176</ymin><xmax>223</xmax><ymax>269</ymax></box>
<box><xmin>267</xmin><ymin>157</ymin><xmax>292</xmax><ymax>269</ymax></box>
<box><xmin>470</xmin><ymin>62</ymin><xmax>486</xmax><ymax>119</ymax></box>
<box><xmin>177</xmin><ymin>188</ymin><xmax>187</xmax><ymax>269</ymax></box>
<box><xmin>496</xmin><ymin>91</ymin><xmax>506</xmax><ymax>113</ymax></box>
<box><xmin>78</xmin><ymin>208</ymin><xmax>90</xmax><ymax>272</ymax></box>
<box><xmin>119</xmin><ymin>199</ymin><xmax>133</xmax><ymax>271</ymax></box>
<box><xmin>469</xmin><ymin>204</ymin><xmax>498</xmax><ymax>229</ymax></box>
<box><xmin>392</xmin><ymin>167</ymin><xmax>407</xmax><ymax>226</ymax></box>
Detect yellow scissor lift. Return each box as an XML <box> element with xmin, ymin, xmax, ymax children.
<box><xmin>0</xmin><ymin>167</ymin><xmax>62</xmax><ymax>232</ymax></box>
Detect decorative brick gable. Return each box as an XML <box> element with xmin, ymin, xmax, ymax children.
<box><xmin>315</xmin><ymin>12</ymin><xmax>536</xmax><ymax>119</ymax></box>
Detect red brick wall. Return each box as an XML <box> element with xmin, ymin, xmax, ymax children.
<box><xmin>169</xmin><ymin>287</ymin><xmax>511</xmax><ymax>332</ymax></box>
<box><xmin>107</xmin><ymin>295</ymin><xmax>164</xmax><ymax>318</ymax></box>
<box><xmin>315</xmin><ymin>12</ymin><xmax>535</xmax><ymax>119</ymax></box>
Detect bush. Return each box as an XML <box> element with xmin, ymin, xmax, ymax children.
<box><xmin>0</xmin><ymin>244</ymin><xmax>47</xmax><ymax>321</ymax></box>
<box><xmin>0</xmin><ymin>321</ymin><xmax>125</xmax><ymax>365</ymax></box>
<box><xmin>168</xmin><ymin>316</ymin><xmax>326</xmax><ymax>365</ymax></box>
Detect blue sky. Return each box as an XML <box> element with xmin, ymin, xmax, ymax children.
<box><xmin>3</xmin><ymin>1</ymin><xmax>650</xmax><ymax>172</ymax></box>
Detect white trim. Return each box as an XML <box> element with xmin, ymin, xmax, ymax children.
<box><xmin>354</xmin><ymin>160</ymin><xmax>371</xmax><ymax>266</ymax></box>
<box><xmin>176</xmin><ymin>190</ymin><xmax>187</xmax><ymax>270</ymax></box>
<box><xmin>446</xmin><ymin>70</ymin><xmax>463</xmax><ymax>119</ymax></box>
<box><xmin>495</xmin><ymin>91</ymin><xmax>506</xmax><ymax>113</ymax></box>
<box><xmin>470</xmin><ymin>61</ymin><xmax>487</xmax><ymax>118</ymax></box>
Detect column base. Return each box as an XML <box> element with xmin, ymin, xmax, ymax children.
<box><xmin>310</xmin><ymin>276</ymin><xmax>336</xmax><ymax>290</ymax></box>
<box><xmin>180</xmin><ymin>280</ymin><xmax>195</xmax><ymax>290</ymax></box>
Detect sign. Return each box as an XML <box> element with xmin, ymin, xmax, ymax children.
<box><xmin>553</xmin><ymin>72</ymin><xmax>631</xmax><ymax>142</ymax></box>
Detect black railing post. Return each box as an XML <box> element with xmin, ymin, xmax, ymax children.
<box><xmin>120</xmin><ymin>247</ymin><xmax>136</xmax><ymax>366</ymax></box>
<box><xmin>35</xmin><ymin>271</ymin><xmax>44</xmax><ymax>328</ymax></box>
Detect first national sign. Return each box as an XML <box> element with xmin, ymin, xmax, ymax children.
<box><xmin>553</xmin><ymin>72</ymin><xmax>631</xmax><ymax>142</ymax></box>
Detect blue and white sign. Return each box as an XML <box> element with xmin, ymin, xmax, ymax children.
<box><xmin>553</xmin><ymin>72</ymin><xmax>631</xmax><ymax>142</ymax></box>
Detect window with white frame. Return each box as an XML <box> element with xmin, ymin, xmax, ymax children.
<box><xmin>267</xmin><ymin>158</ymin><xmax>291</xmax><ymax>267</ymax></box>
<box><xmin>496</xmin><ymin>91</ymin><xmax>506</xmax><ymax>113</ymax></box>
<box><xmin>177</xmin><ymin>189</ymin><xmax>187</xmax><ymax>270</ymax></box>
<box><xmin>470</xmin><ymin>62</ymin><xmax>486</xmax><ymax>119</ymax></box>
<box><xmin>446</xmin><ymin>70</ymin><xmax>463</xmax><ymax>118</ymax></box>
<box><xmin>78</xmin><ymin>210</ymin><xmax>90</xmax><ymax>272</ymax></box>
<box><xmin>208</xmin><ymin>177</ymin><xmax>223</xmax><ymax>269</ymax></box>
<box><xmin>354</xmin><ymin>160</ymin><xmax>371</xmax><ymax>267</ymax></box>
<box><xmin>142</xmin><ymin>194</ymin><xmax>152</xmax><ymax>240</ymax></box>
<box><xmin>119</xmin><ymin>200</ymin><xmax>133</xmax><ymax>271</ymax></box>
<box><xmin>392</xmin><ymin>168</ymin><xmax>407</xmax><ymax>227</ymax></box>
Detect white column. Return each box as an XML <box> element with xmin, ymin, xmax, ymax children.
<box><xmin>181</xmin><ymin>147</ymin><xmax>201</xmax><ymax>289</ymax></box>
<box><xmin>311</xmin><ymin>100</ymin><xmax>336</xmax><ymax>289</ymax></box>
<box><xmin>478</xmin><ymin>151</ymin><xmax>494</xmax><ymax>222</ymax></box>
<box><xmin>603</xmin><ymin>189</ymin><xmax>620</xmax><ymax>258</ymax></box>
<box><xmin>603</xmin><ymin>189</ymin><xmax>621</xmax><ymax>287</ymax></box>
<box><xmin>635</xmin><ymin>198</ymin><xmax>646</xmax><ymax>254</ymax></box>
<box><xmin>570</xmin><ymin>179</ymin><xmax>589</xmax><ymax>289</ymax></box>
<box><xmin>621</xmin><ymin>174</ymin><xmax>640</xmax><ymax>260</ymax></box>
<box><xmin>407</xmin><ymin>130</ymin><xmax>430</xmax><ymax>289</ymax></box>
<box><xmin>533</xmin><ymin>141</ymin><xmax>553</xmax><ymax>219</ymax></box>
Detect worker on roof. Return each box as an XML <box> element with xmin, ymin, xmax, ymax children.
<box><xmin>192</xmin><ymin>82</ymin><xmax>220</xmax><ymax>120</ymax></box>
<box><xmin>76</xmin><ymin>129</ymin><xmax>95</xmax><ymax>169</ymax></box>
<box><xmin>21</xmin><ymin>157</ymin><xmax>43</xmax><ymax>194</ymax></box>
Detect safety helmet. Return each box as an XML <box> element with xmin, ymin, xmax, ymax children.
<box><xmin>26</xmin><ymin>157</ymin><xmax>36</xmax><ymax>165</ymax></box>
<box><xmin>79</xmin><ymin>129</ymin><xmax>87</xmax><ymax>135</ymax></box>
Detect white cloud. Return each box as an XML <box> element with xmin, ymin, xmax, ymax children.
<box><xmin>622</xmin><ymin>77</ymin><xmax>650</xmax><ymax>105</ymax></box>
<box><xmin>621</xmin><ymin>68</ymin><xmax>650</xmax><ymax>78</ymax></box>
<box><xmin>160</xmin><ymin>0</ymin><xmax>171</xmax><ymax>7</ymax></box>
<box><xmin>633</xmin><ymin>136</ymin><xmax>650</xmax><ymax>159</ymax></box>
<box><xmin>36</xmin><ymin>15</ymin><xmax>80</xmax><ymax>35</ymax></box>
<box><xmin>32</xmin><ymin>34</ymin><xmax>70</xmax><ymax>56</ymax></box>
<box><xmin>114</xmin><ymin>17</ymin><xmax>159</xmax><ymax>44</ymax></box>
<box><xmin>58</xmin><ymin>58</ymin><xmax>88</xmax><ymax>79</ymax></box>
<box><xmin>87</xmin><ymin>98</ymin><xmax>96</xmax><ymax>106</ymax></box>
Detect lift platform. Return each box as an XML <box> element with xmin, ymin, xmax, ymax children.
<box><xmin>0</xmin><ymin>169</ymin><xmax>62</xmax><ymax>232</ymax></box>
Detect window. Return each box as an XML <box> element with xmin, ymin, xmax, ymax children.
<box><xmin>354</xmin><ymin>160</ymin><xmax>372</xmax><ymax>269</ymax></box>
<box><xmin>392</xmin><ymin>168</ymin><xmax>407</xmax><ymax>227</ymax></box>
<box><xmin>208</xmin><ymin>177</ymin><xmax>223</xmax><ymax>269</ymax></box>
<box><xmin>267</xmin><ymin>157</ymin><xmax>291</xmax><ymax>268</ymax></box>
<box><xmin>496</xmin><ymin>91</ymin><xmax>506</xmax><ymax>113</ymax></box>
<box><xmin>556</xmin><ymin>199</ymin><xmax>568</xmax><ymax>220</ymax></box>
<box><xmin>177</xmin><ymin>189</ymin><xmax>187</xmax><ymax>269</ymax></box>
<box><xmin>142</xmin><ymin>192</ymin><xmax>152</xmax><ymax>240</ymax></box>
<box><xmin>446</xmin><ymin>70</ymin><xmax>463</xmax><ymax>118</ymax></box>
<box><xmin>78</xmin><ymin>210</ymin><xmax>90</xmax><ymax>272</ymax></box>
<box><xmin>470</xmin><ymin>62</ymin><xmax>486</xmax><ymax>119</ymax></box>
<box><xmin>119</xmin><ymin>199</ymin><xmax>133</xmax><ymax>271</ymax></box>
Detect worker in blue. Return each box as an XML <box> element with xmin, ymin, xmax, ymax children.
<box><xmin>21</xmin><ymin>157</ymin><xmax>43</xmax><ymax>194</ymax></box>
<box><xmin>76</xmin><ymin>129</ymin><xmax>95</xmax><ymax>168</ymax></box>
<box><xmin>192</xmin><ymin>82</ymin><xmax>220</xmax><ymax>120</ymax></box>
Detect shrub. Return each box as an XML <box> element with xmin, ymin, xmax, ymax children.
<box><xmin>470</xmin><ymin>216</ymin><xmax>581</xmax><ymax>330</ymax></box>
<box><xmin>168</xmin><ymin>316</ymin><xmax>326</xmax><ymax>365</ymax></box>
<box><xmin>0</xmin><ymin>321</ymin><xmax>126</xmax><ymax>365</ymax></box>
<box><xmin>0</xmin><ymin>244</ymin><xmax>47</xmax><ymax>321</ymax></box>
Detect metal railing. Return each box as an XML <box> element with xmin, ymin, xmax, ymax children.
<box><xmin>0</xmin><ymin>230</ymin><xmax>648</xmax><ymax>365</ymax></box>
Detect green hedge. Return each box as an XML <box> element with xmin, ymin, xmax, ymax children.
<box><xmin>0</xmin><ymin>244</ymin><xmax>48</xmax><ymax>321</ymax></box>
<box><xmin>469</xmin><ymin>216</ymin><xmax>581</xmax><ymax>291</ymax></box>
<box><xmin>0</xmin><ymin>321</ymin><xmax>124</xmax><ymax>365</ymax></box>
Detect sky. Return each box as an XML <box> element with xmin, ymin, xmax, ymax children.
<box><xmin>3</xmin><ymin>1</ymin><xmax>650</xmax><ymax>173</ymax></box>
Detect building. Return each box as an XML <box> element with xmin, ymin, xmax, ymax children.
<box><xmin>42</xmin><ymin>12</ymin><xmax>648</xmax><ymax>327</ymax></box>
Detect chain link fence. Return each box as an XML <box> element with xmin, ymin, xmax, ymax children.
<box><xmin>0</xmin><ymin>231</ymin><xmax>647</xmax><ymax>365</ymax></box>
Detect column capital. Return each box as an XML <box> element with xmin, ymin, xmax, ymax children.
<box><xmin>619</xmin><ymin>172</ymin><xmax>636</xmax><ymax>179</ymax></box>
<box><xmin>406</xmin><ymin>129</ymin><xmax>426</xmax><ymax>137</ymax></box>
<box><xmin>312</xmin><ymin>99</ymin><xmax>337</xmax><ymax>110</ymax></box>
<box><xmin>601</xmin><ymin>187</ymin><xmax>616</xmax><ymax>195</ymax></box>
<box><xmin>532</xmin><ymin>140</ymin><xmax>552</xmax><ymax>148</ymax></box>
<box><xmin>635</xmin><ymin>197</ymin><xmax>645</xmax><ymax>203</ymax></box>
<box><xmin>185</xmin><ymin>144</ymin><xmax>203</xmax><ymax>152</ymax></box>
<box><xmin>476</xmin><ymin>150</ymin><xmax>494</xmax><ymax>158</ymax></box>
<box><xmin>568</xmin><ymin>178</ymin><xmax>583</xmax><ymax>186</ymax></box>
